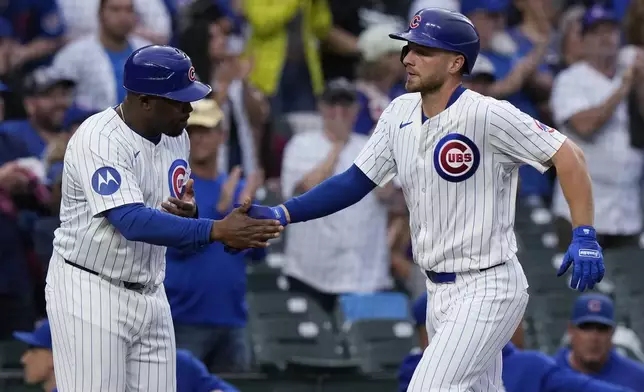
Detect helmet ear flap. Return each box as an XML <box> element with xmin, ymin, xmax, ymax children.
<box><xmin>400</xmin><ymin>44</ymin><xmax>410</xmax><ymax>64</ymax></box>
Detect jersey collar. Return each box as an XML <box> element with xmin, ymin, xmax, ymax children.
<box><xmin>421</xmin><ymin>84</ymin><xmax>467</xmax><ymax>123</ymax></box>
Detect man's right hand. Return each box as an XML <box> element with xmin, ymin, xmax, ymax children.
<box><xmin>211</xmin><ymin>198</ymin><xmax>284</xmax><ymax>249</ymax></box>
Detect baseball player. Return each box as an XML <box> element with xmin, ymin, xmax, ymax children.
<box><xmin>238</xmin><ymin>8</ymin><xmax>604</xmax><ymax>391</ymax></box>
<box><xmin>45</xmin><ymin>45</ymin><xmax>283</xmax><ymax>392</ymax></box>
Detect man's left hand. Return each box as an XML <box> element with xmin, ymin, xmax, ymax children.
<box><xmin>557</xmin><ymin>225</ymin><xmax>605</xmax><ymax>291</ymax></box>
<box><xmin>162</xmin><ymin>178</ymin><xmax>197</xmax><ymax>218</ymax></box>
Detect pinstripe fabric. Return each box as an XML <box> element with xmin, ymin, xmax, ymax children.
<box><xmin>407</xmin><ymin>260</ymin><xmax>528</xmax><ymax>391</ymax></box>
<box><xmin>354</xmin><ymin>89</ymin><xmax>566</xmax><ymax>390</ymax></box>
<box><xmin>355</xmin><ymin>90</ymin><xmax>567</xmax><ymax>273</ymax></box>
<box><xmin>46</xmin><ymin>254</ymin><xmax>176</xmax><ymax>392</ymax></box>
<box><xmin>52</xmin><ymin>107</ymin><xmax>189</xmax><ymax>285</ymax></box>
<box><xmin>46</xmin><ymin>107</ymin><xmax>188</xmax><ymax>391</ymax></box>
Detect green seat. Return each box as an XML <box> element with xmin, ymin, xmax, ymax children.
<box><xmin>246</xmin><ymin>264</ymin><xmax>289</xmax><ymax>293</ymax></box>
<box><xmin>247</xmin><ymin>292</ymin><xmax>334</xmax><ymax>330</ymax></box>
<box><xmin>0</xmin><ymin>341</ymin><xmax>28</xmax><ymax>369</ymax></box>
<box><xmin>249</xmin><ymin>318</ymin><xmax>358</xmax><ymax>374</ymax></box>
<box><xmin>342</xmin><ymin>319</ymin><xmax>418</xmax><ymax>374</ymax></box>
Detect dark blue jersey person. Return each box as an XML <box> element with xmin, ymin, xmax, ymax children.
<box><xmin>553</xmin><ymin>294</ymin><xmax>644</xmax><ymax>391</ymax></box>
<box><xmin>165</xmin><ymin>99</ymin><xmax>265</xmax><ymax>373</ymax></box>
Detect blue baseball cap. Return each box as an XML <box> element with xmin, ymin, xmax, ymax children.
<box><xmin>63</xmin><ymin>106</ymin><xmax>98</xmax><ymax>130</ymax></box>
<box><xmin>461</xmin><ymin>0</ymin><xmax>509</xmax><ymax>15</ymax></box>
<box><xmin>13</xmin><ymin>320</ymin><xmax>53</xmax><ymax>350</ymax></box>
<box><xmin>571</xmin><ymin>294</ymin><xmax>615</xmax><ymax>327</ymax></box>
<box><xmin>581</xmin><ymin>5</ymin><xmax>619</xmax><ymax>34</ymax></box>
<box><xmin>413</xmin><ymin>293</ymin><xmax>428</xmax><ymax>327</ymax></box>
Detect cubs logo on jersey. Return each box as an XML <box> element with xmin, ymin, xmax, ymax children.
<box><xmin>168</xmin><ymin>159</ymin><xmax>189</xmax><ymax>198</ymax></box>
<box><xmin>433</xmin><ymin>133</ymin><xmax>480</xmax><ymax>182</ymax></box>
<box><xmin>92</xmin><ymin>167</ymin><xmax>122</xmax><ymax>195</ymax></box>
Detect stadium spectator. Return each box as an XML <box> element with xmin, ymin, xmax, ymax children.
<box><xmin>623</xmin><ymin>0</ymin><xmax>644</xmax><ymax>151</ymax></box>
<box><xmin>321</xmin><ymin>0</ymin><xmax>400</xmax><ymax>82</ymax></box>
<box><xmin>165</xmin><ymin>99</ymin><xmax>264</xmax><ymax>373</ymax></box>
<box><xmin>50</xmin><ymin>0</ymin><xmax>152</xmax><ymax>111</ymax></box>
<box><xmin>57</xmin><ymin>0</ymin><xmax>171</xmax><ymax>44</ymax></box>
<box><xmin>553</xmin><ymin>294</ymin><xmax>644</xmax><ymax>390</ymax></box>
<box><xmin>207</xmin><ymin>20</ymin><xmax>267</xmax><ymax>176</ymax></box>
<box><xmin>353</xmin><ymin>23</ymin><xmax>405</xmax><ymax>135</ymax></box>
<box><xmin>553</xmin><ymin>5</ymin><xmax>585</xmax><ymax>74</ymax></box>
<box><xmin>12</xmin><ymin>320</ymin><xmax>57</xmax><ymax>392</ymax></box>
<box><xmin>462</xmin><ymin>0</ymin><xmax>557</xmax><ymax>201</ymax></box>
<box><xmin>13</xmin><ymin>320</ymin><xmax>239</xmax><ymax>392</ymax></box>
<box><xmin>280</xmin><ymin>79</ymin><xmax>393</xmax><ymax>313</ymax></box>
<box><xmin>507</xmin><ymin>0</ymin><xmax>557</xmax><ymax>121</ymax></box>
<box><xmin>0</xmin><ymin>134</ymin><xmax>38</xmax><ymax>340</ymax></box>
<box><xmin>399</xmin><ymin>293</ymin><xmax>635</xmax><ymax>392</ymax></box>
<box><xmin>550</xmin><ymin>5</ymin><xmax>644</xmax><ymax>250</ymax></box>
<box><xmin>0</xmin><ymin>67</ymin><xmax>74</xmax><ymax>158</ymax></box>
<box><xmin>242</xmin><ymin>0</ymin><xmax>333</xmax><ymax>115</ymax></box>
<box><xmin>462</xmin><ymin>54</ymin><xmax>497</xmax><ymax>95</ymax></box>
<box><xmin>0</xmin><ymin>0</ymin><xmax>65</xmax><ymax>72</ymax></box>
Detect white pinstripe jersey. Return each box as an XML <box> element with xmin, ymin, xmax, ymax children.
<box><xmin>355</xmin><ymin>89</ymin><xmax>567</xmax><ymax>273</ymax></box>
<box><xmin>52</xmin><ymin>107</ymin><xmax>191</xmax><ymax>285</ymax></box>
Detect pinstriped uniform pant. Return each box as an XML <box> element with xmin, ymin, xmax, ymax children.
<box><xmin>45</xmin><ymin>254</ymin><xmax>176</xmax><ymax>392</ymax></box>
<box><xmin>407</xmin><ymin>258</ymin><xmax>529</xmax><ymax>392</ymax></box>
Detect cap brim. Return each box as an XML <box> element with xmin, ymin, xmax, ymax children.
<box><xmin>573</xmin><ymin>316</ymin><xmax>615</xmax><ymax>327</ymax></box>
<box><xmin>13</xmin><ymin>332</ymin><xmax>43</xmax><ymax>347</ymax></box>
<box><xmin>162</xmin><ymin>81</ymin><xmax>212</xmax><ymax>103</ymax></box>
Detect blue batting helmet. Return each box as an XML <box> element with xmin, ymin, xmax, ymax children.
<box><xmin>389</xmin><ymin>8</ymin><xmax>480</xmax><ymax>74</ymax></box>
<box><xmin>123</xmin><ymin>45</ymin><xmax>212</xmax><ymax>102</ymax></box>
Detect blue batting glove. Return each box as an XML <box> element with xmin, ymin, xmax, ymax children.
<box><xmin>224</xmin><ymin>204</ymin><xmax>288</xmax><ymax>254</ymax></box>
<box><xmin>235</xmin><ymin>203</ymin><xmax>289</xmax><ymax>227</ymax></box>
<box><xmin>557</xmin><ymin>226</ymin><xmax>604</xmax><ymax>292</ymax></box>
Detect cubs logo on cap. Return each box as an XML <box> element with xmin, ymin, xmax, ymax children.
<box><xmin>433</xmin><ymin>133</ymin><xmax>480</xmax><ymax>182</ymax></box>
<box><xmin>188</xmin><ymin>66</ymin><xmax>196</xmax><ymax>82</ymax></box>
<box><xmin>588</xmin><ymin>299</ymin><xmax>602</xmax><ymax>312</ymax></box>
<box><xmin>168</xmin><ymin>159</ymin><xmax>189</xmax><ymax>198</ymax></box>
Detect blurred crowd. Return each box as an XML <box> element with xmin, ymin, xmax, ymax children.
<box><xmin>3</xmin><ymin>0</ymin><xmax>644</xmax><ymax>390</ymax></box>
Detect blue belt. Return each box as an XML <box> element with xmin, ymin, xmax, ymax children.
<box><xmin>425</xmin><ymin>262</ymin><xmax>506</xmax><ymax>284</ymax></box>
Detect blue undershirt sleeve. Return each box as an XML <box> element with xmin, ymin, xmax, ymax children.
<box><xmin>104</xmin><ymin>203</ymin><xmax>213</xmax><ymax>251</ymax></box>
<box><xmin>283</xmin><ymin>164</ymin><xmax>377</xmax><ymax>224</ymax></box>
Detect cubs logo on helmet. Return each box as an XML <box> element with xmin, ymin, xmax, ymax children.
<box><xmin>410</xmin><ymin>14</ymin><xmax>421</xmax><ymax>28</ymax></box>
<box><xmin>433</xmin><ymin>134</ymin><xmax>480</xmax><ymax>182</ymax></box>
<box><xmin>168</xmin><ymin>159</ymin><xmax>189</xmax><ymax>198</ymax></box>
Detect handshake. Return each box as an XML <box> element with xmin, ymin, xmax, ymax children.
<box><xmin>211</xmin><ymin>199</ymin><xmax>289</xmax><ymax>254</ymax></box>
